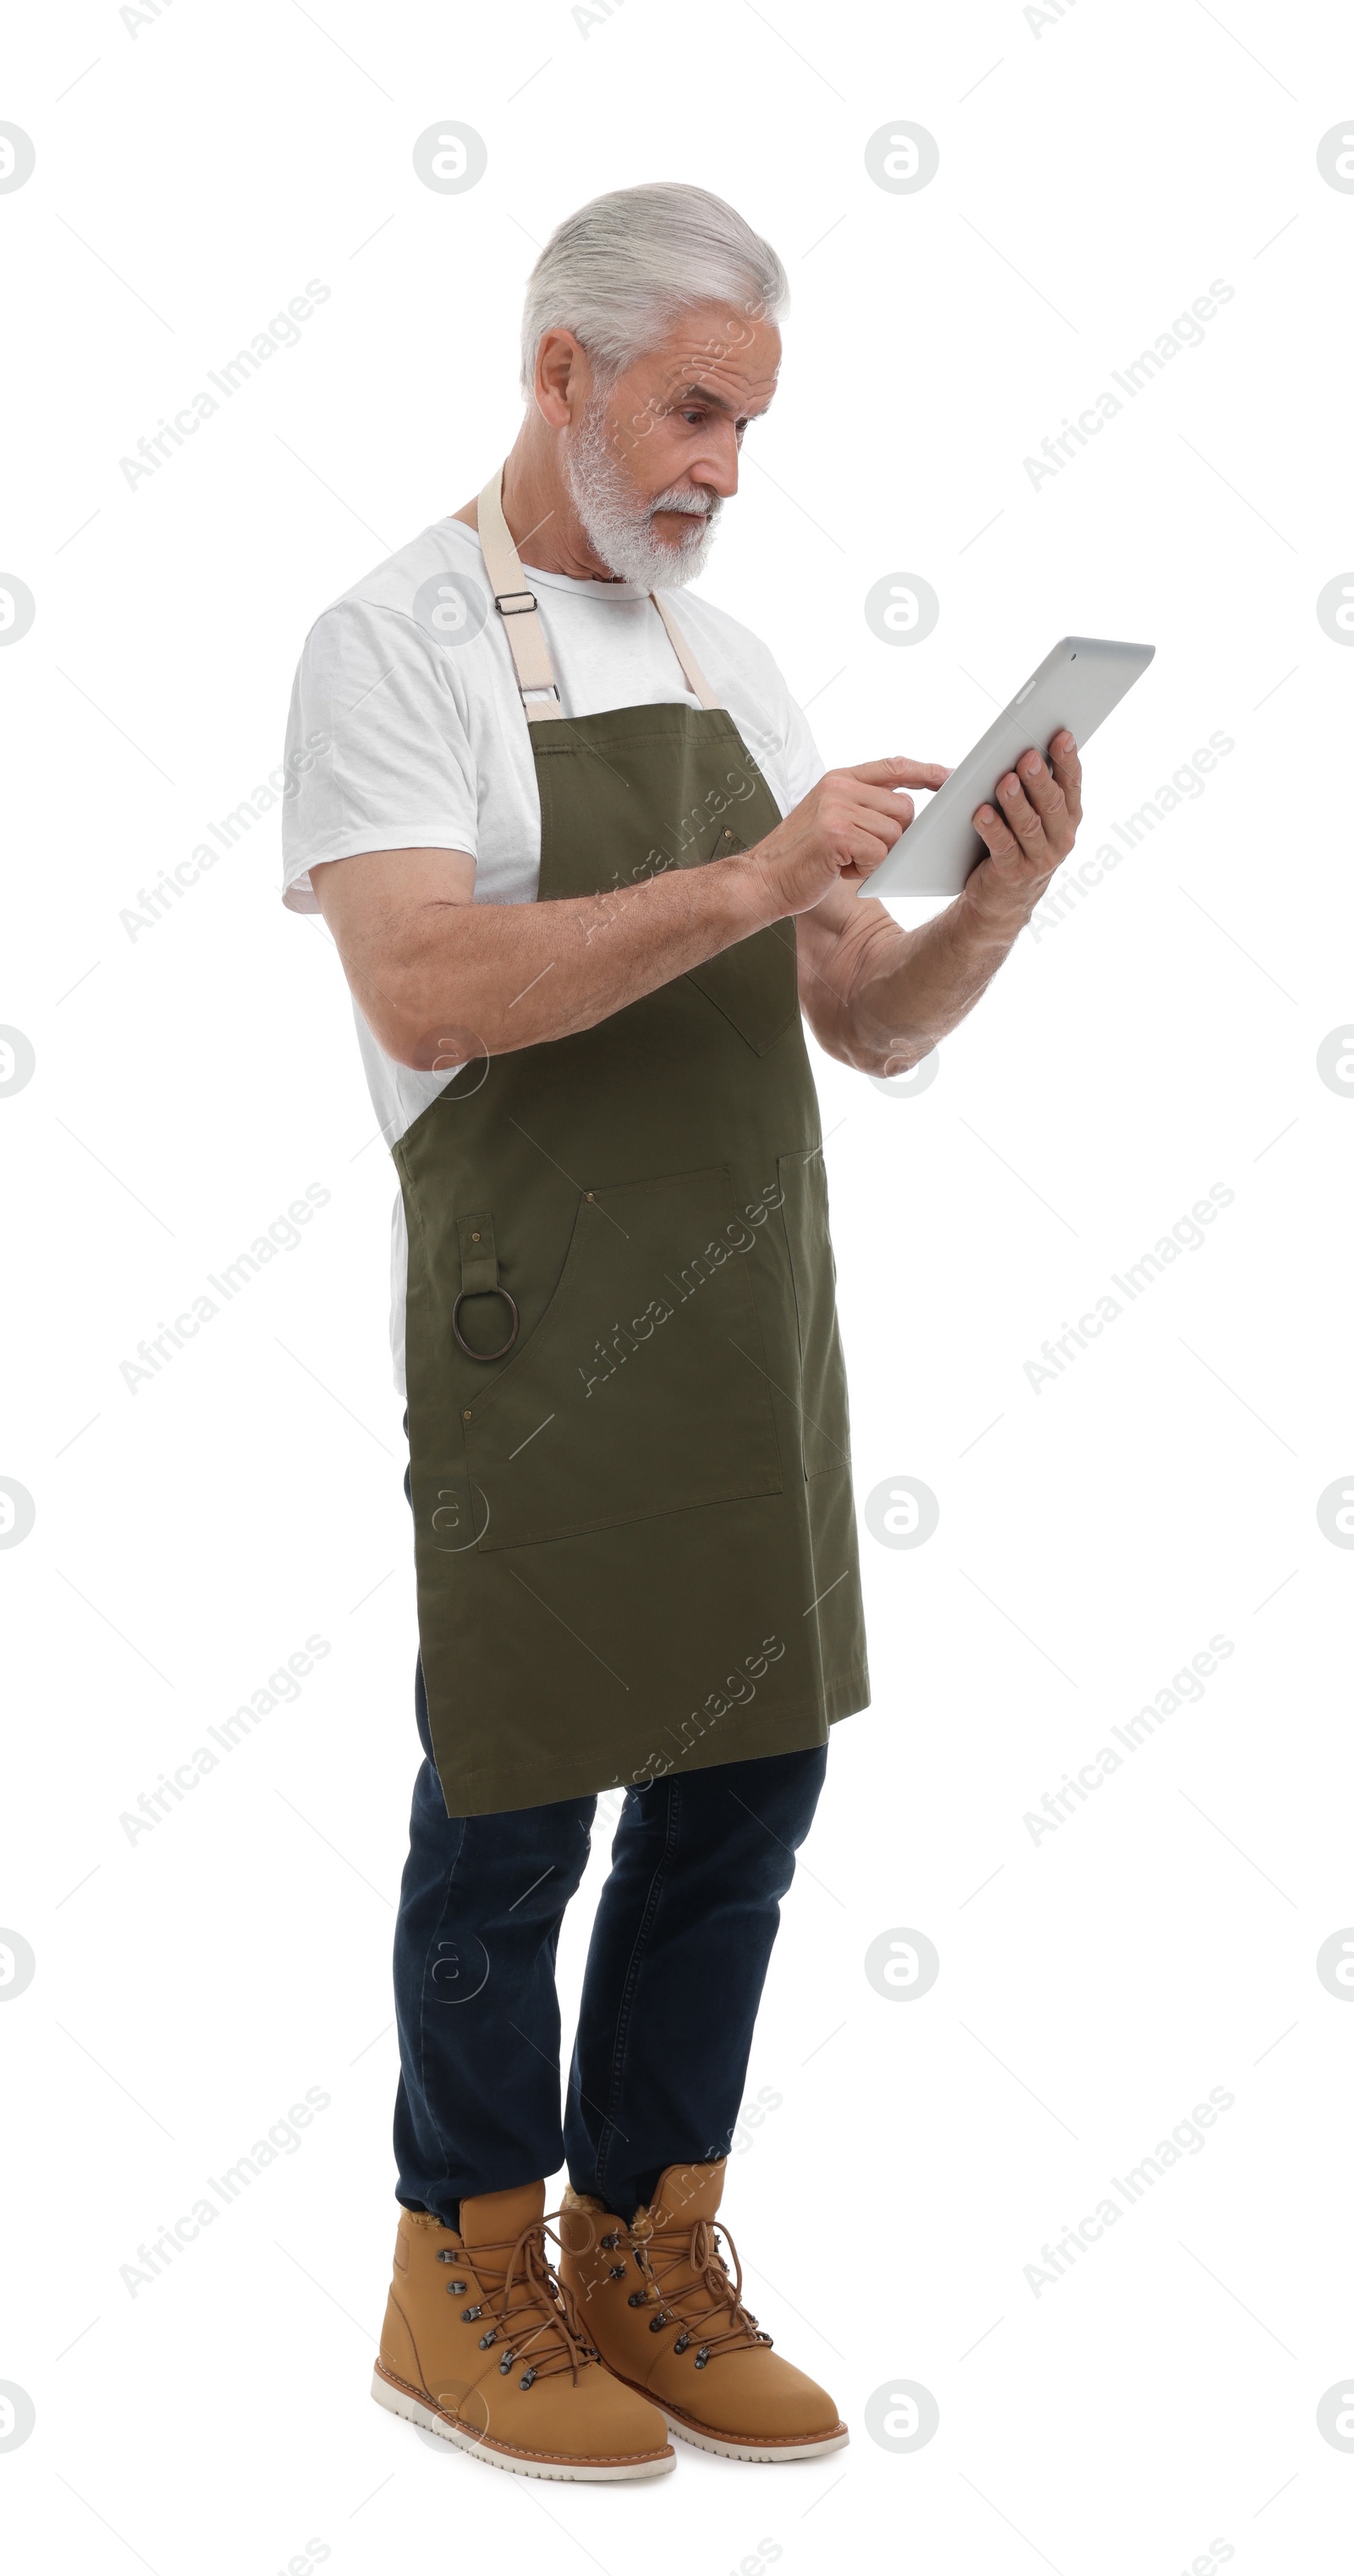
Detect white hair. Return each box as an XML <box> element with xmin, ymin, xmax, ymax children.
<box><xmin>520</xmin><ymin>181</ymin><xmax>788</xmax><ymax>398</ymax></box>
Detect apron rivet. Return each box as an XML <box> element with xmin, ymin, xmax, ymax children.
<box><xmin>586</xmin><ymin>1191</ymin><xmax>595</xmax><ymax>1200</ymax></box>
<box><xmin>462</xmin><ymin>1409</ymin><xmax>471</xmax><ymax>1420</ymax></box>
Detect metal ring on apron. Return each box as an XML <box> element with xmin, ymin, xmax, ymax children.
<box><xmin>451</xmin><ymin>1286</ymin><xmax>519</xmax><ymax>1360</ymax></box>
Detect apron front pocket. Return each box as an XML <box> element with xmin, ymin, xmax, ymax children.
<box><xmin>685</xmin><ymin>917</ymin><xmax>799</xmax><ymax>1057</ymax></box>
<box><xmin>778</xmin><ymin>1148</ymin><xmax>852</xmax><ymax>1479</ymax></box>
<box><xmin>461</xmin><ymin>1166</ymin><xmax>784</xmax><ymax>1552</ymax></box>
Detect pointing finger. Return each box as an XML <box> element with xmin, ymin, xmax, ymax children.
<box><xmin>845</xmin><ymin>756</ymin><xmax>950</xmax><ymax>790</ymax></box>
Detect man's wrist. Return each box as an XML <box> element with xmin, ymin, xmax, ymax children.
<box><xmin>955</xmin><ymin>871</ymin><xmax>1048</xmax><ymax>953</ymax></box>
<box><xmin>724</xmin><ymin>842</ymin><xmax>786</xmax><ymax>937</ymax></box>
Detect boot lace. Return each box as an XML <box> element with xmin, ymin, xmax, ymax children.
<box><xmin>455</xmin><ymin>2213</ymin><xmax>599</xmax><ymax>2392</ymax></box>
<box><xmin>625</xmin><ymin>2214</ymin><xmax>773</xmax><ymax>2367</ymax></box>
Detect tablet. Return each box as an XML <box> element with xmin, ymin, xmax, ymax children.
<box><xmin>862</xmin><ymin>634</ymin><xmax>1156</xmax><ymax>899</ymax></box>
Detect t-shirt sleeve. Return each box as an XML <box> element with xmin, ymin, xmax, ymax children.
<box><xmin>279</xmin><ymin>599</ymin><xmax>480</xmax><ymax>913</ymax></box>
<box><xmin>741</xmin><ymin>648</ymin><xmax>827</xmax><ymax>818</ymax></box>
<box><xmin>776</xmin><ymin>683</ymin><xmax>827</xmax><ymax>810</ymax></box>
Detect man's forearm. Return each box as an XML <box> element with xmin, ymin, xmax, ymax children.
<box><xmin>829</xmin><ymin>879</ymin><xmax>1038</xmax><ymax>1075</ymax></box>
<box><xmin>352</xmin><ymin>853</ymin><xmax>779</xmax><ymax>1067</ymax></box>
<box><xmin>798</xmin><ymin>735</ymin><xmax>1082</xmax><ymax>1075</ymax></box>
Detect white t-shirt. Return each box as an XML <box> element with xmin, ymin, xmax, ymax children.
<box><xmin>280</xmin><ymin>514</ymin><xmax>826</xmax><ymax>1390</ymax></box>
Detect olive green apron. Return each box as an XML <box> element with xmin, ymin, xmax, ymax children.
<box><xmin>394</xmin><ymin>467</ymin><xmax>868</xmax><ymax>1816</ymax></box>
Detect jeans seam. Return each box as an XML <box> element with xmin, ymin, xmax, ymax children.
<box><xmin>417</xmin><ymin>1799</ymin><xmax>471</xmax><ymax>2200</ymax></box>
<box><xmin>592</xmin><ymin>1778</ymin><xmax>682</xmax><ymax>2198</ymax></box>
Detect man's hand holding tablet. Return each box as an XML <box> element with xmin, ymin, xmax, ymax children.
<box><xmin>861</xmin><ymin>634</ymin><xmax>1154</xmax><ymax>903</ymax></box>
<box><xmin>964</xmin><ymin>727</ymin><xmax>1082</xmax><ymax>935</ymax></box>
<box><xmin>750</xmin><ymin>637</ymin><xmax>1152</xmax><ymax>1078</ymax></box>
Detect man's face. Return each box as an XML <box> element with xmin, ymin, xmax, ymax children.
<box><xmin>563</xmin><ymin>304</ymin><xmax>782</xmax><ymax>589</ymax></box>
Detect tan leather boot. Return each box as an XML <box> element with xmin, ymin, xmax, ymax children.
<box><xmin>559</xmin><ymin>2160</ymin><xmax>848</xmax><ymax>2463</ymax></box>
<box><xmin>372</xmin><ymin>2181</ymin><xmax>674</xmax><ymax>2479</ymax></box>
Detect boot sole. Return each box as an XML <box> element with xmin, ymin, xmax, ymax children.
<box><xmin>661</xmin><ymin>2409</ymin><xmax>850</xmax><ymax>2464</ymax></box>
<box><xmin>592</xmin><ymin>2363</ymin><xmax>850</xmax><ymax>2463</ymax></box>
<box><xmin>370</xmin><ymin>2361</ymin><xmax>675</xmax><ymax>2480</ymax></box>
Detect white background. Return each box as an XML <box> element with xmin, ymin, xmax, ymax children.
<box><xmin>3</xmin><ymin>3</ymin><xmax>1352</xmax><ymax>2571</ymax></box>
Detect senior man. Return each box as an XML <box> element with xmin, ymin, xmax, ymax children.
<box><xmin>281</xmin><ymin>181</ymin><xmax>1081</xmax><ymax>2481</ymax></box>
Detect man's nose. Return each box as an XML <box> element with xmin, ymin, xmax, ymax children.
<box><xmin>703</xmin><ymin>446</ymin><xmax>741</xmax><ymax>501</ymax></box>
<box><xmin>685</xmin><ymin>423</ymin><xmax>741</xmax><ymax>502</ymax></box>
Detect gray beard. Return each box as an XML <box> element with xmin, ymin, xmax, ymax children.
<box><xmin>564</xmin><ymin>400</ymin><xmax>722</xmax><ymax>590</ymax></box>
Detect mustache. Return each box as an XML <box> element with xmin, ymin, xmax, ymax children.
<box><xmin>647</xmin><ymin>484</ymin><xmax>719</xmax><ymax>523</ymax></box>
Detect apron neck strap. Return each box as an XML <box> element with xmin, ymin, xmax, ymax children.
<box><xmin>475</xmin><ymin>464</ymin><xmax>721</xmax><ymax>718</ymax></box>
<box><xmin>475</xmin><ymin>466</ymin><xmax>565</xmax><ymax>720</ymax></box>
<box><xmin>649</xmin><ymin>589</ymin><xmax>719</xmax><ymax>711</ymax></box>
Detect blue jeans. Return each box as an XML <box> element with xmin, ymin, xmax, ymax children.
<box><xmin>392</xmin><ymin>1650</ymin><xmax>827</xmax><ymax>2225</ymax></box>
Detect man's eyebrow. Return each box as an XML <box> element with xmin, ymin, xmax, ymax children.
<box><xmin>670</xmin><ymin>380</ymin><xmax>773</xmax><ymax>417</ymax></box>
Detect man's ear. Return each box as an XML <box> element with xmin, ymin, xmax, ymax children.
<box><xmin>534</xmin><ymin>327</ymin><xmax>585</xmax><ymax>428</ymax></box>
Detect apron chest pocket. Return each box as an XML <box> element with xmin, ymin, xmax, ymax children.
<box><xmin>680</xmin><ymin>816</ymin><xmax>799</xmax><ymax>1057</ymax></box>
<box><xmin>462</xmin><ymin>1166</ymin><xmax>784</xmax><ymax>1552</ymax></box>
